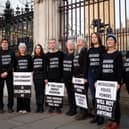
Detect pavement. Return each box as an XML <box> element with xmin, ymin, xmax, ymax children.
<box><xmin>0</xmin><ymin>87</ymin><xmax>129</xmax><ymax>129</ymax></box>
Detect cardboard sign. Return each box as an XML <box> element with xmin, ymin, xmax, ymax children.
<box><xmin>45</xmin><ymin>82</ymin><xmax>64</xmax><ymax>97</ymax></box>
<box><xmin>13</xmin><ymin>72</ymin><xmax>32</xmax><ymax>98</ymax></box>
<box><xmin>96</xmin><ymin>80</ymin><xmax>117</xmax><ymax>101</ymax></box>
<box><xmin>75</xmin><ymin>93</ymin><xmax>88</xmax><ymax>109</ymax></box>
<box><xmin>13</xmin><ymin>72</ymin><xmax>33</xmax><ymax>86</ymax></box>
<box><xmin>73</xmin><ymin>77</ymin><xmax>88</xmax><ymax>109</ymax></box>
<box><xmin>96</xmin><ymin>80</ymin><xmax>117</xmax><ymax>118</ymax></box>
<box><xmin>45</xmin><ymin>82</ymin><xmax>65</xmax><ymax>108</ymax></box>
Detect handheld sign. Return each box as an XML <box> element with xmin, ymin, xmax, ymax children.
<box><xmin>45</xmin><ymin>82</ymin><xmax>65</xmax><ymax>108</ymax></box>
<box><xmin>96</xmin><ymin>80</ymin><xmax>117</xmax><ymax>118</ymax></box>
<box><xmin>13</xmin><ymin>72</ymin><xmax>32</xmax><ymax>98</ymax></box>
<box><xmin>96</xmin><ymin>80</ymin><xmax>117</xmax><ymax>101</ymax></box>
<box><xmin>73</xmin><ymin>77</ymin><xmax>88</xmax><ymax>109</ymax></box>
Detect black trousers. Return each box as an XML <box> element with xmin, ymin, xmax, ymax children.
<box><xmin>112</xmin><ymin>90</ymin><xmax>121</xmax><ymax>123</ymax></box>
<box><xmin>64</xmin><ymin>79</ymin><xmax>76</xmax><ymax>111</ymax></box>
<box><xmin>34</xmin><ymin>78</ymin><xmax>45</xmax><ymax>109</ymax></box>
<box><xmin>0</xmin><ymin>74</ymin><xmax>13</xmax><ymax>109</ymax></box>
<box><xmin>113</xmin><ymin>100</ymin><xmax>120</xmax><ymax>123</ymax></box>
<box><xmin>17</xmin><ymin>97</ymin><xmax>30</xmax><ymax>112</ymax></box>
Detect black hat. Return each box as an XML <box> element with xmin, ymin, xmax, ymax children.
<box><xmin>106</xmin><ymin>34</ymin><xmax>117</xmax><ymax>43</ymax></box>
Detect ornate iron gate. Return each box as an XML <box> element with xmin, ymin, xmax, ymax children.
<box><xmin>0</xmin><ymin>1</ymin><xmax>33</xmax><ymax>54</ymax></box>
<box><xmin>59</xmin><ymin>0</ymin><xmax>129</xmax><ymax>51</ymax></box>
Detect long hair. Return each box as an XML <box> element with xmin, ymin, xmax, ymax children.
<box><xmin>90</xmin><ymin>32</ymin><xmax>102</xmax><ymax>48</ymax></box>
<box><xmin>34</xmin><ymin>44</ymin><xmax>44</xmax><ymax>56</ymax></box>
<box><xmin>16</xmin><ymin>49</ymin><xmax>27</xmax><ymax>57</ymax></box>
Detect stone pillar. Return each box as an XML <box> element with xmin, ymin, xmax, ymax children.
<box><xmin>34</xmin><ymin>0</ymin><xmax>61</xmax><ymax>52</ymax></box>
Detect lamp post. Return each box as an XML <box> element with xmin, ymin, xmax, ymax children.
<box><xmin>91</xmin><ymin>18</ymin><xmax>112</xmax><ymax>34</ymax></box>
<box><xmin>4</xmin><ymin>0</ymin><xmax>13</xmax><ymax>41</ymax></box>
<box><xmin>1</xmin><ymin>0</ymin><xmax>33</xmax><ymax>53</ymax></box>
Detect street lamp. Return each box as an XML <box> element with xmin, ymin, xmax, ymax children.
<box><xmin>4</xmin><ymin>0</ymin><xmax>13</xmax><ymax>40</ymax></box>
<box><xmin>91</xmin><ymin>18</ymin><xmax>111</xmax><ymax>34</ymax></box>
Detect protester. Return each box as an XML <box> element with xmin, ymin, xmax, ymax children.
<box><xmin>63</xmin><ymin>40</ymin><xmax>76</xmax><ymax>116</ymax></box>
<box><xmin>45</xmin><ymin>39</ymin><xmax>63</xmax><ymax>113</ymax></box>
<box><xmin>100</xmin><ymin>34</ymin><xmax>122</xmax><ymax>129</ymax></box>
<box><xmin>14</xmin><ymin>42</ymin><xmax>32</xmax><ymax>113</ymax></box>
<box><xmin>0</xmin><ymin>39</ymin><xmax>14</xmax><ymax>113</ymax></box>
<box><xmin>33</xmin><ymin>44</ymin><xmax>46</xmax><ymax>113</ymax></box>
<box><xmin>73</xmin><ymin>37</ymin><xmax>89</xmax><ymax>120</ymax></box>
<box><xmin>88</xmin><ymin>32</ymin><xmax>106</xmax><ymax>125</ymax></box>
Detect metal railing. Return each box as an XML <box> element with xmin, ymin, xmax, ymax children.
<box><xmin>59</xmin><ymin>0</ymin><xmax>129</xmax><ymax>51</ymax></box>
<box><xmin>0</xmin><ymin>0</ymin><xmax>33</xmax><ymax>54</ymax></box>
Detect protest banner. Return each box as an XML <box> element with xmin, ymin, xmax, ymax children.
<box><xmin>96</xmin><ymin>80</ymin><xmax>117</xmax><ymax>118</ymax></box>
<box><xmin>13</xmin><ymin>72</ymin><xmax>32</xmax><ymax>98</ymax></box>
<box><xmin>73</xmin><ymin>77</ymin><xmax>88</xmax><ymax>109</ymax></box>
<box><xmin>45</xmin><ymin>82</ymin><xmax>64</xmax><ymax>107</ymax></box>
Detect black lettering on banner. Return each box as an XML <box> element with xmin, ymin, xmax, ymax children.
<box><xmin>96</xmin><ymin>98</ymin><xmax>115</xmax><ymax>119</ymax></box>
<box><xmin>73</xmin><ymin>77</ymin><xmax>88</xmax><ymax>109</ymax></box>
<box><xmin>45</xmin><ymin>82</ymin><xmax>64</xmax><ymax>108</ymax></box>
<box><xmin>13</xmin><ymin>72</ymin><xmax>32</xmax><ymax>98</ymax></box>
<box><xmin>96</xmin><ymin>80</ymin><xmax>117</xmax><ymax>119</ymax></box>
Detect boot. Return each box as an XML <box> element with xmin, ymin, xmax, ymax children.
<box><xmin>66</xmin><ymin>109</ymin><xmax>76</xmax><ymax>116</ymax></box>
<box><xmin>36</xmin><ymin>105</ymin><xmax>44</xmax><ymax>113</ymax></box>
<box><xmin>97</xmin><ymin>116</ymin><xmax>104</xmax><ymax>125</ymax></box>
<box><xmin>75</xmin><ymin>109</ymin><xmax>88</xmax><ymax>120</ymax></box>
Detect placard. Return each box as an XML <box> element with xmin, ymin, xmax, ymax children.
<box><xmin>96</xmin><ymin>80</ymin><xmax>117</xmax><ymax>118</ymax></box>
<box><xmin>75</xmin><ymin>93</ymin><xmax>88</xmax><ymax>109</ymax></box>
<box><xmin>45</xmin><ymin>82</ymin><xmax>65</xmax><ymax>108</ymax></box>
<box><xmin>96</xmin><ymin>80</ymin><xmax>117</xmax><ymax>101</ymax></box>
<box><xmin>73</xmin><ymin>77</ymin><xmax>88</xmax><ymax>109</ymax></box>
<box><xmin>13</xmin><ymin>72</ymin><xmax>32</xmax><ymax>98</ymax></box>
<box><xmin>45</xmin><ymin>82</ymin><xmax>64</xmax><ymax>97</ymax></box>
<box><xmin>13</xmin><ymin>72</ymin><xmax>33</xmax><ymax>86</ymax></box>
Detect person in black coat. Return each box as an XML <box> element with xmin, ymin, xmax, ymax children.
<box><xmin>88</xmin><ymin>32</ymin><xmax>106</xmax><ymax>125</ymax></box>
<box><xmin>100</xmin><ymin>34</ymin><xmax>122</xmax><ymax>129</ymax></box>
<box><xmin>63</xmin><ymin>40</ymin><xmax>76</xmax><ymax>116</ymax></box>
<box><xmin>45</xmin><ymin>39</ymin><xmax>63</xmax><ymax>113</ymax></box>
<box><xmin>14</xmin><ymin>42</ymin><xmax>32</xmax><ymax>113</ymax></box>
<box><xmin>0</xmin><ymin>39</ymin><xmax>15</xmax><ymax>113</ymax></box>
<box><xmin>73</xmin><ymin>37</ymin><xmax>89</xmax><ymax>120</ymax></box>
<box><xmin>33</xmin><ymin>44</ymin><xmax>46</xmax><ymax>113</ymax></box>
<box><xmin>123</xmin><ymin>51</ymin><xmax>129</xmax><ymax>94</ymax></box>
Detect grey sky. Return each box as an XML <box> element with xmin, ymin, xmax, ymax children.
<box><xmin>0</xmin><ymin>0</ymin><xmax>32</xmax><ymax>13</ymax></box>
<box><xmin>0</xmin><ymin>0</ymin><xmax>129</xmax><ymax>29</ymax></box>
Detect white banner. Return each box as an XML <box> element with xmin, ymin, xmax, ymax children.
<box><xmin>96</xmin><ymin>80</ymin><xmax>117</xmax><ymax>101</ymax></box>
<box><xmin>72</xmin><ymin>77</ymin><xmax>85</xmax><ymax>85</ymax></box>
<box><xmin>13</xmin><ymin>72</ymin><xmax>33</xmax><ymax>86</ymax></box>
<box><xmin>45</xmin><ymin>82</ymin><xmax>65</xmax><ymax>97</ymax></box>
<box><xmin>75</xmin><ymin>93</ymin><xmax>88</xmax><ymax>109</ymax></box>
